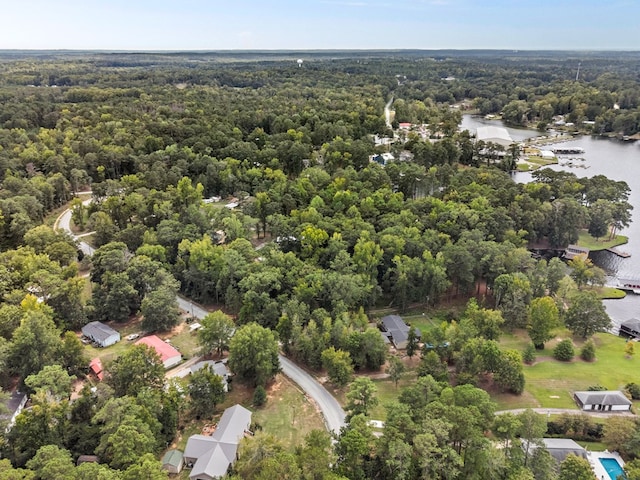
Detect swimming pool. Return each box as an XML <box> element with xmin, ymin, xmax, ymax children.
<box><xmin>599</xmin><ymin>457</ymin><xmax>626</xmax><ymax>480</ymax></box>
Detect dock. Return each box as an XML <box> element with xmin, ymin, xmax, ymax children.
<box><xmin>607</xmin><ymin>247</ymin><xmax>631</xmax><ymax>258</ymax></box>
<box><xmin>552</xmin><ymin>147</ymin><xmax>585</xmax><ymax>154</ymax></box>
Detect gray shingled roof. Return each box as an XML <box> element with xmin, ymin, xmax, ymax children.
<box><xmin>574</xmin><ymin>390</ymin><xmax>632</xmax><ymax>406</ymax></box>
<box><xmin>541</xmin><ymin>438</ymin><xmax>587</xmax><ymax>463</ymax></box>
<box><xmin>381</xmin><ymin>315</ymin><xmax>421</xmax><ymax>346</ymax></box>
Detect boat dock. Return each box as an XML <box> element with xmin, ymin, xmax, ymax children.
<box><xmin>607</xmin><ymin>247</ymin><xmax>631</xmax><ymax>258</ymax></box>
<box><xmin>552</xmin><ymin>147</ymin><xmax>585</xmax><ymax>154</ymax></box>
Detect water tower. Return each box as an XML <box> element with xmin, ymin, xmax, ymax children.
<box><xmin>297</xmin><ymin>59</ymin><xmax>303</xmax><ymax>68</ymax></box>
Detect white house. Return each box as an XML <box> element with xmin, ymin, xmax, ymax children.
<box><xmin>573</xmin><ymin>390</ymin><xmax>632</xmax><ymax>412</ymax></box>
<box><xmin>476</xmin><ymin>126</ymin><xmax>514</xmax><ymax>148</ymax></box>
<box><xmin>81</xmin><ymin>321</ymin><xmax>120</xmax><ymax>348</ymax></box>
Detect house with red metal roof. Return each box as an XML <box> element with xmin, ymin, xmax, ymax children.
<box><xmin>89</xmin><ymin>357</ymin><xmax>104</xmax><ymax>381</ymax></box>
<box><xmin>135</xmin><ymin>335</ymin><xmax>182</xmax><ymax>369</ymax></box>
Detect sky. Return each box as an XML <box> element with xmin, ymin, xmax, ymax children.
<box><xmin>2</xmin><ymin>0</ymin><xmax>639</xmax><ymax>51</ymax></box>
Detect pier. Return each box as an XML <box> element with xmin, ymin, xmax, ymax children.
<box><xmin>552</xmin><ymin>147</ymin><xmax>585</xmax><ymax>154</ymax></box>
<box><xmin>607</xmin><ymin>247</ymin><xmax>631</xmax><ymax>258</ymax></box>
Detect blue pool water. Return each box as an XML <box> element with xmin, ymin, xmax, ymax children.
<box><xmin>599</xmin><ymin>458</ymin><xmax>626</xmax><ymax>480</ymax></box>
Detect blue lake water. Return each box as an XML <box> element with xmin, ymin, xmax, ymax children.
<box><xmin>461</xmin><ymin>115</ymin><xmax>640</xmax><ymax>329</ymax></box>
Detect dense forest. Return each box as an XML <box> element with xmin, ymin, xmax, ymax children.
<box><xmin>0</xmin><ymin>51</ymin><xmax>639</xmax><ymax>479</ymax></box>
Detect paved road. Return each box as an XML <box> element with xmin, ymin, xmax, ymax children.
<box><xmin>279</xmin><ymin>356</ymin><xmax>346</xmax><ymax>435</ymax></box>
<box><xmin>58</xmin><ymin>199</ymin><xmax>347</xmax><ymax>435</ymax></box>
<box><xmin>496</xmin><ymin>408</ymin><xmax>636</xmax><ymax>418</ymax></box>
<box><xmin>176</xmin><ymin>296</ymin><xmax>347</xmax><ymax>435</ymax></box>
<box><xmin>55</xmin><ymin>198</ymin><xmax>95</xmax><ymax>257</ymax></box>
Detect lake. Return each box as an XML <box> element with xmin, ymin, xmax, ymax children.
<box><xmin>461</xmin><ymin>115</ymin><xmax>640</xmax><ymax>327</ymax></box>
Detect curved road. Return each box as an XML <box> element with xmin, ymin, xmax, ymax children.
<box><xmin>57</xmin><ymin>204</ymin><xmax>346</xmax><ymax>435</ymax></box>
<box><xmin>177</xmin><ymin>296</ymin><xmax>346</xmax><ymax>435</ymax></box>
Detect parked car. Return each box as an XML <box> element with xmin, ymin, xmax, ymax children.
<box><xmin>126</xmin><ymin>333</ymin><xmax>140</xmax><ymax>341</ymax></box>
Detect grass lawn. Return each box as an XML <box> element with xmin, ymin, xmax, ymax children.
<box><xmin>577</xmin><ymin>230</ymin><xmax>628</xmax><ymax>251</ymax></box>
<box><xmin>594</xmin><ymin>286</ymin><xmax>626</xmax><ymax>300</ymax></box>
<box><xmin>497</xmin><ymin>332</ymin><xmax>638</xmax><ymax>410</ymax></box>
<box><xmin>252</xmin><ymin>374</ymin><xmax>325</xmax><ymax>447</ymax></box>
<box><xmin>83</xmin><ymin>318</ymin><xmax>145</xmax><ymax>364</ymax></box>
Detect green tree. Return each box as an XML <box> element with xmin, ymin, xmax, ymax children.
<box><xmin>198</xmin><ymin>311</ymin><xmax>236</xmax><ymax>357</ymax></box>
<box><xmin>553</xmin><ymin>339</ymin><xmax>575</xmax><ymax>362</ymax></box>
<box><xmin>253</xmin><ymin>385</ymin><xmax>267</xmax><ymax>407</ymax></box>
<box><xmin>103</xmin><ymin>423</ymin><xmax>157</xmax><ymax>470</ymax></box>
<box><xmin>140</xmin><ymin>285</ymin><xmax>180</xmax><ymax>332</ymax></box>
<box><xmin>578</xmin><ymin>339</ymin><xmax>596</xmax><ymax>362</ymax></box>
<box><xmin>386</xmin><ymin>356</ymin><xmax>406</xmax><ymax>388</ymax></box>
<box><xmin>406</xmin><ymin>326</ymin><xmax>419</xmax><ymax>358</ymax></box>
<box><xmin>517</xmin><ymin>409</ymin><xmax>547</xmax><ymax>467</ymax></box>
<box><xmin>26</xmin><ymin>445</ymin><xmax>76</xmax><ymax>480</ymax></box>
<box><xmin>106</xmin><ymin>344</ymin><xmax>165</xmax><ymax>397</ymax></box>
<box><xmin>321</xmin><ymin>347</ymin><xmax>353</xmax><ymax>388</ymax></box>
<box><xmin>522</xmin><ymin>343</ymin><xmax>536</xmax><ymax>365</ymax></box>
<box><xmin>228</xmin><ymin>323</ymin><xmax>280</xmax><ymax>387</ymax></box>
<box><xmin>568</xmin><ymin>256</ymin><xmax>605</xmax><ymax>289</ymax></box>
<box><xmin>345</xmin><ymin>377</ymin><xmax>378</xmax><ymax>420</ymax></box>
<box><xmin>602</xmin><ymin>416</ymin><xmax>636</xmax><ymax>456</ymax></box>
<box><xmin>558</xmin><ymin>454</ymin><xmax>594</xmax><ymax>480</ymax></box>
<box><xmin>418</xmin><ymin>349</ymin><xmax>449</xmax><ymax>382</ymax></box>
<box><xmin>25</xmin><ymin>365</ymin><xmax>75</xmax><ymax>402</ymax></box>
<box><xmin>8</xmin><ymin>309</ymin><xmax>62</xmax><ymax>380</ymax></box>
<box><xmin>188</xmin><ymin>364</ymin><xmax>226</xmax><ymax>418</ymax></box>
<box><xmin>494</xmin><ymin>349</ymin><xmax>525</xmax><ymax>394</ymax></box>
<box><xmin>564</xmin><ymin>291</ymin><xmax>611</xmax><ymax>338</ymax></box>
<box><xmin>121</xmin><ymin>453</ymin><xmax>169</xmax><ymax>480</ymax></box>
<box><xmin>528</xmin><ymin>296</ymin><xmax>559</xmax><ymax>349</ymax></box>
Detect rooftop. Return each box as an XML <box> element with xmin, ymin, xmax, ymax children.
<box><xmin>135</xmin><ymin>335</ymin><xmax>181</xmax><ymax>363</ymax></box>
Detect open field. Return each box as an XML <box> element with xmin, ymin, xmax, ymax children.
<box><xmin>577</xmin><ymin>231</ymin><xmax>628</xmax><ymax>251</ymax></box>
<box><xmin>497</xmin><ymin>331</ymin><xmax>639</xmax><ymax>410</ymax></box>
<box><xmin>173</xmin><ymin>373</ymin><xmax>325</xmax><ymax>479</ymax></box>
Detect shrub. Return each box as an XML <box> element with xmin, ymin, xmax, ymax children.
<box><xmin>580</xmin><ymin>339</ymin><xmax>596</xmax><ymax>362</ymax></box>
<box><xmin>253</xmin><ymin>385</ymin><xmax>267</xmax><ymax>407</ymax></box>
<box><xmin>626</xmin><ymin>382</ymin><xmax>640</xmax><ymax>400</ymax></box>
<box><xmin>522</xmin><ymin>343</ymin><xmax>536</xmax><ymax>365</ymax></box>
<box><xmin>587</xmin><ymin>384</ymin><xmax>607</xmax><ymax>391</ymax></box>
<box><xmin>553</xmin><ymin>339</ymin><xmax>575</xmax><ymax>362</ymax></box>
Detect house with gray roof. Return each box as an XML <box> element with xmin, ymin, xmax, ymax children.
<box><xmin>574</xmin><ymin>390</ymin><xmax>632</xmax><ymax>412</ymax></box>
<box><xmin>620</xmin><ymin>318</ymin><xmax>640</xmax><ymax>339</ymax></box>
<box><xmin>184</xmin><ymin>404</ymin><xmax>252</xmax><ymax>479</ymax></box>
<box><xmin>380</xmin><ymin>315</ymin><xmax>421</xmax><ymax>349</ymax></box>
<box><xmin>81</xmin><ymin>321</ymin><xmax>120</xmax><ymax>348</ymax></box>
<box><xmin>540</xmin><ymin>438</ymin><xmax>587</xmax><ymax>463</ymax></box>
<box><xmin>190</xmin><ymin>361</ymin><xmax>230</xmax><ymax>392</ymax></box>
